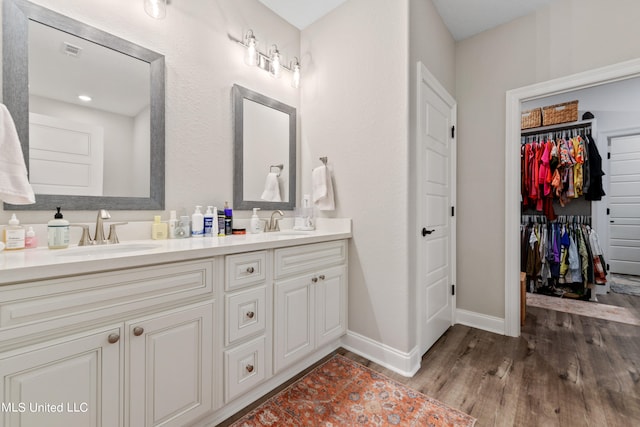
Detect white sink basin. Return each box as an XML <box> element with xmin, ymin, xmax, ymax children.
<box><xmin>55</xmin><ymin>243</ymin><xmax>161</xmax><ymax>257</ymax></box>
<box><xmin>276</xmin><ymin>230</ymin><xmax>315</xmax><ymax>235</ymax></box>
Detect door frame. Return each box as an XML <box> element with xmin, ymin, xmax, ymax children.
<box><xmin>416</xmin><ymin>62</ymin><xmax>457</xmax><ymax>354</ymax></box>
<box><xmin>504</xmin><ymin>58</ymin><xmax>640</xmax><ymax>337</ymax></box>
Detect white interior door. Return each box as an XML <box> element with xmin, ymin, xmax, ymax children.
<box><xmin>417</xmin><ymin>63</ymin><xmax>456</xmax><ymax>355</ymax></box>
<box><xmin>608</xmin><ymin>134</ymin><xmax>640</xmax><ymax>275</ymax></box>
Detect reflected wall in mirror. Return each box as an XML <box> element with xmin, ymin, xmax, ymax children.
<box><xmin>233</xmin><ymin>84</ymin><xmax>296</xmax><ymax>211</ymax></box>
<box><xmin>2</xmin><ymin>0</ymin><xmax>165</xmax><ymax>210</ymax></box>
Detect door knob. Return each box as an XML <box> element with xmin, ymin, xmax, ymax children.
<box><xmin>422</xmin><ymin>228</ymin><xmax>435</xmax><ymax>236</ymax></box>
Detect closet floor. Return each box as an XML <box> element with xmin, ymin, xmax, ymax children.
<box><xmin>339</xmin><ymin>291</ymin><xmax>640</xmax><ymax>427</ymax></box>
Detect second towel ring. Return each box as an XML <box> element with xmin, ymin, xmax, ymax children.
<box><xmin>270</xmin><ymin>164</ymin><xmax>284</xmax><ymax>177</ymax></box>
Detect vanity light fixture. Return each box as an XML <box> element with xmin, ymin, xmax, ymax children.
<box><xmin>238</xmin><ymin>30</ymin><xmax>301</xmax><ymax>88</ymax></box>
<box><xmin>144</xmin><ymin>0</ymin><xmax>167</xmax><ymax>19</ymax></box>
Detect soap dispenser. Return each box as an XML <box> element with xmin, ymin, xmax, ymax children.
<box><xmin>47</xmin><ymin>208</ymin><xmax>69</xmax><ymax>249</ymax></box>
<box><xmin>250</xmin><ymin>208</ymin><xmax>261</xmax><ymax>234</ymax></box>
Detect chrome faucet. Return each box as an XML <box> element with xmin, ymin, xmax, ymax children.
<box><xmin>72</xmin><ymin>210</ymin><xmax>127</xmax><ymax>245</ymax></box>
<box><xmin>265</xmin><ymin>210</ymin><xmax>284</xmax><ymax>232</ymax></box>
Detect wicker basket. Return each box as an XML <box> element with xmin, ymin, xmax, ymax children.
<box><xmin>542</xmin><ymin>100</ymin><xmax>578</xmax><ymax>126</ymax></box>
<box><xmin>521</xmin><ymin>108</ymin><xmax>542</xmax><ymax>129</ymax></box>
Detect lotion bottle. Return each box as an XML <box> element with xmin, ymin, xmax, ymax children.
<box><xmin>224</xmin><ymin>201</ymin><xmax>233</xmax><ymax>236</ymax></box>
<box><xmin>168</xmin><ymin>210</ymin><xmax>178</xmax><ymax>239</ymax></box>
<box><xmin>191</xmin><ymin>205</ymin><xmax>204</xmax><ymax>237</ymax></box>
<box><xmin>204</xmin><ymin>206</ymin><xmax>214</xmax><ymax>236</ymax></box>
<box><xmin>47</xmin><ymin>208</ymin><xmax>69</xmax><ymax>249</ymax></box>
<box><xmin>4</xmin><ymin>214</ymin><xmax>25</xmax><ymax>250</ymax></box>
<box><xmin>151</xmin><ymin>215</ymin><xmax>168</xmax><ymax>240</ymax></box>
<box><xmin>250</xmin><ymin>208</ymin><xmax>261</xmax><ymax>234</ymax></box>
<box><xmin>25</xmin><ymin>227</ymin><xmax>38</xmax><ymax>248</ymax></box>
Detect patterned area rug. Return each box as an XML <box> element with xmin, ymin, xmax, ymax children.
<box><xmin>526</xmin><ymin>292</ymin><xmax>640</xmax><ymax>326</ymax></box>
<box><xmin>610</xmin><ymin>274</ymin><xmax>640</xmax><ymax>296</ymax></box>
<box><xmin>231</xmin><ymin>354</ymin><xmax>476</xmax><ymax>426</ymax></box>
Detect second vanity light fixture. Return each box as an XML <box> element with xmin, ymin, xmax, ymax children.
<box><xmin>241</xmin><ymin>30</ymin><xmax>301</xmax><ymax>88</ymax></box>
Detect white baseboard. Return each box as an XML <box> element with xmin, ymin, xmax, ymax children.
<box><xmin>455</xmin><ymin>308</ymin><xmax>505</xmax><ymax>335</ymax></box>
<box><xmin>341</xmin><ymin>330</ymin><xmax>421</xmax><ymax>378</ymax></box>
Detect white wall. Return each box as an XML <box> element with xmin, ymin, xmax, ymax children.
<box><xmin>300</xmin><ymin>0</ymin><xmax>455</xmax><ymax>358</ymax></box>
<box><xmin>455</xmin><ymin>0</ymin><xmax>640</xmax><ymax>318</ymax></box>
<box><xmin>0</xmin><ymin>0</ymin><xmax>300</xmax><ymax>225</ymax></box>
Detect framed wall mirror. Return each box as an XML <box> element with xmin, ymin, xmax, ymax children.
<box><xmin>2</xmin><ymin>0</ymin><xmax>165</xmax><ymax>210</ymax></box>
<box><xmin>233</xmin><ymin>84</ymin><xmax>296</xmax><ymax>211</ymax></box>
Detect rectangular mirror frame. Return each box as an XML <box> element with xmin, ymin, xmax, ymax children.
<box><xmin>2</xmin><ymin>0</ymin><xmax>165</xmax><ymax>210</ymax></box>
<box><xmin>233</xmin><ymin>84</ymin><xmax>296</xmax><ymax>211</ymax></box>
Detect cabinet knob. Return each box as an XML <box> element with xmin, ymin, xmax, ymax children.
<box><xmin>108</xmin><ymin>333</ymin><xmax>120</xmax><ymax>344</ymax></box>
<box><xmin>133</xmin><ymin>326</ymin><xmax>144</xmax><ymax>336</ymax></box>
<box><xmin>246</xmin><ymin>364</ymin><xmax>254</xmax><ymax>373</ymax></box>
<box><xmin>246</xmin><ymin>311</ymin><xmax>255</xmax><ymax>319</ymax></box>
<box><xmin>311</xmin><ymin>277</ymin><xmax>318</xmax><ymax>283</ymax></box>
<box><xmin>246</xmin><ymin>266</ymin><xmax>255</xmax><ymax>274</ymax></box>
<box><xmin>319</xmin><ymin>274</ymin><xmax>326</xmax><ymax>280</ymax></box>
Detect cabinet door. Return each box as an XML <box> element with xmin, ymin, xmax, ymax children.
<box><xmin>0</xmin><ymin>326</ymin><xmax>122</xmax><ymax>427</ymax></box>
<box><xmin>315</xmin><ymin>265</ymin><xmax>347</xmax><ymax>349</ymax></box>
<box><xmin>127</xmin><ymin>302</ymin><xmax>214</xmax><ymax>427</ymax></box>
<box><xmin>273</xmin><ymin>275</ymin><xmax>315</xmax><ymax>373</ymax></box>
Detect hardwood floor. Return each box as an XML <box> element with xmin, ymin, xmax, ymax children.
<box><xmin>341</xmin><ymin>291</ymin><xmax>640</xmax><ymax>427</ymax></box>
<box><xmin>219</xmin><ymin>292</ymin><xmax>640</xmax><ymax>426</ymax></box>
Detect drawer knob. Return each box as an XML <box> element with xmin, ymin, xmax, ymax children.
<box><xmin>246</xmin><ymin>266</ymin><xmax>255</xmax><ymax>274</ymax></box>
<box><xmin>319</xmin><ymin>274</ymin><xmax>326</xmax><ymax>280</ymax></box>
<box><xmin>311</xmin><ymin>277</ymin><xmax>318</xmax><ymax>283</ymax></box>
<box><xmin>246</xmin><ymin>364</ymin><xmax>254</xmax><ymax>373</ymax></box>
<box><xmin>108</xmin><ymin>333</ymin><xmax>120</xmax><ymax>344</ymax></box>
<box><xmin>133</xmin><ymin>326</ymin><xmax>144</xmax><ymax>336</ymax></box>
<box><xmin>246</xmin><ymin>311</ymin><xmax>255</xmax><ymax>319</ymax></box>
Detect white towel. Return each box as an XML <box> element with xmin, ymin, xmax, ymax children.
<box><xmin>0</xmin><ymin>104</ymin><xmax>35</xmax><ymax>204</ymax></box>
<box><xmin>312</xmin><ymin>165</ymin><xmax>335</xmax><ymax>211</ymax></box>
<box><xmin>261</xmin><ymin>172</ymin><xmax>282</xmax><ymax>202</ymax></box>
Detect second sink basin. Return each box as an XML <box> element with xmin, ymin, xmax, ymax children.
<box><xmin>55</xmin><ymin>242</ymin><xmax>161</xmax><ymax>257</ymax></box>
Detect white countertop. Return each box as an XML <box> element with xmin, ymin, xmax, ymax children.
<box><xmin>0</xmin><ymin>219</ymin><xmax>351</xmax><ymax>286</ymax></box>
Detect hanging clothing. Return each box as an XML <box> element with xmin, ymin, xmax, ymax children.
<box><xmin>584</xmin><ymin>133</ymin><xmax>606</xmax><ymax>200</ymax></box>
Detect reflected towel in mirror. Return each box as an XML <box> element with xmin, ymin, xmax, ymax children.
<box><xmin>0</xmin><ymin>104</ymin><xmax>35</xmax><ymax>204</ymax></box>
<box><xmin>261</xmin><ymin>172</ymin><xmax>282</xmax><ymax>202</ymax></box>
<box><xmin>312</xmin><ymin>165</ymin><xmax>335</xmax><ymax>211</ymax></box>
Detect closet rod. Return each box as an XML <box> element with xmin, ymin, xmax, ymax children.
<box><xmin>521</xmin><ymin>118</ymin><xmax>594</xmax><ymax>136</ymax></box>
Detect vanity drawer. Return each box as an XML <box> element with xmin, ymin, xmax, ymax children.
<box><xmin>224</xmin><ymin>336</ymin><xmax>267</xmax><ymax>403</ymax></box>
<box><xmin>225</xmin><ymin>251</ymin><xmax>267</xmax><ymax>291</ymax></box>
<box><xmin>0</xmin><ymin>260</ymin><xmax>214</xmax><ymax>335</ymax></box>
<box><xmin>225</xmin><ymin>286</ymin><xmax>267</xmax><ymax>345</ymax></box>
<box><xmin>274</xmin><ymin>240</ymin><xmax>347</xmax><ymax>279</ymax></box>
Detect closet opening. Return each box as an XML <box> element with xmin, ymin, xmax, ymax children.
<box><xmin>505</xmin><ymin>58</ymin><xmax>640</xmax><ymax>337</ymax></box>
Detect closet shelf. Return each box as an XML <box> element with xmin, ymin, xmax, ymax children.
<box><xmin>521</xmin><ymin>119</ymin><xmax>594</xmax><ymax>136</ymax></box>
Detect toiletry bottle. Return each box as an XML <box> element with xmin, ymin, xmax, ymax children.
<box><xmin>25</xmin><ymin>226</ymin><xmax>38</xmax><ymax>248</ymax></box>
<box><xmin>4</xmin><ymin>214</ymin><xmax>25</xmax><ymax>250</ymax></box>
<box><xmin>224</xmin><ymin>201</ymin><xmax>233</xmax><ymax>236</ymax></box>
<box><xmin>151</xmin><ymin>215</ymin><xmax>168</xmax><ymax>240</ymax></box>
<box><xmin>168</xmin><ymin>210</ymin><xmax>178</xmax><ymax>239</ymax></box>
<box><xmin>250</xmin><ymin>208</ymin><xmax>261</xmax><ymax>234</ymax></box>
<box><xmin>191</xmin><ymin>205</ymin><xmax>204</xmax><ymax>237</ymax></box>
<box><xmin>204</xmin><ymin>206</ymin><xmax>214</xmax><ymax>237</ymax></box>
<box><xmin>47</xmin><ymin>208</ymin><xmax>69</xmax><ymax>249</ymax></box>
<box><xmin>177</xmin><ymin>215</ymin><xmax>191</xmax><ymax>238</ymax></box>
<box><xmin>217</xmin><ymin>210</ymin><xmax>226</xmax><ymax>237</ymax></box>
<box><xmin>212</xmin><ymin>207</ymin><xmax>219</xmax><ymax>236</ymax></box>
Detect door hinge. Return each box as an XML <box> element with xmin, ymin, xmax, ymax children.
<box><xmin>451</xmin><ymin>284</ymin><xmax>455</xmax><ymax>296</ymax></box>
<box><xmin>451</xmin><ymin>126</ymin><xmax>455</xmax><ymax>139</ymax></box>
<box><xmin>607</xmin><ymin>208</ymin><xmax>610</xmax><ymax>215</ymax></box>
<box><xmin>451</xmin><ymin>206</ymin><xmax>455</xmax><ymax>217</ymax></box>
<box><xmin>607</xmin><ymin>152</ymin><xmax>611</xmax><ymax>159</ymax></box>
<box><xmin>606</xmin><ymin>263</ymin><xmax>610</xmax><ymax>271</ymax></box>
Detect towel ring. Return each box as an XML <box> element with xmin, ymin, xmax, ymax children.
<box><xmin>270</xmin><ymin>164</ymin><xmax>284</xmax><ymax>177</ymax></box>
<box><xmin>319</xmin><ymin>156</ymin><xmax>328</xmax><ymax>166</ymax></box>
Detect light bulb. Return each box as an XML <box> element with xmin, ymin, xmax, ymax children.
<box><xmin>144</xmin><ymin>0</ymin><xmax>166</xmax><ymax>19</ymax></box>
<box><xmin>244</xmin><ymin>33</ymin><xmax>257</xmax><ymax>66</ymax></box>
<box><xmin>270</xmin><ymin>48</ymin><xmax>281</xmax><ymax>79</ymax></box>
<box><xmin>291</xmin><ymin>62</ymin><xmax>301</xmax><ymax>88</ymax></box>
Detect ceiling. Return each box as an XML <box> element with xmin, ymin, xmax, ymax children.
<box><xmin>259</xmin><ymin>0</ymin><xmax>560</xmax><ymax>41</ymax></box>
